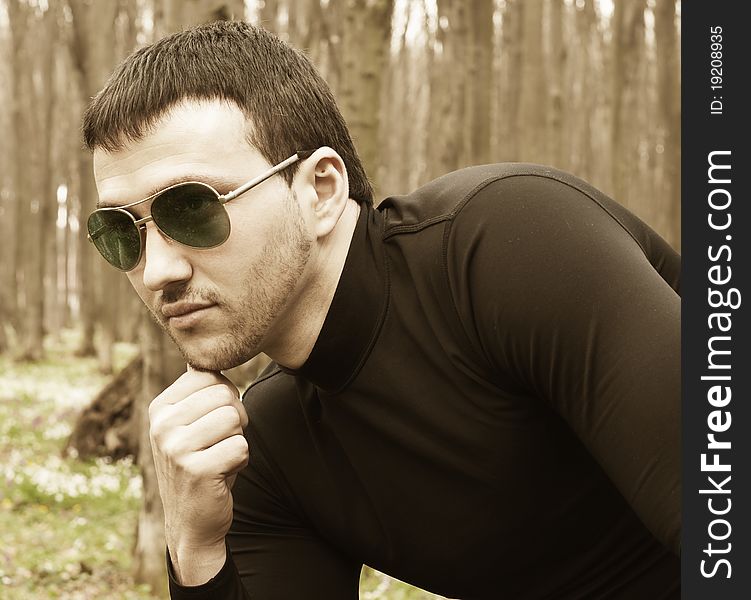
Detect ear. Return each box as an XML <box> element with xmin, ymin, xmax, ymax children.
<box><xmin>297</xmin><ymin>147</ymin><xmax>350</xmax><ymax>239</ymax></box>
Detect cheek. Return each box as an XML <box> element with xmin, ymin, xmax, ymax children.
<box><xmin>126</xmin><ymin>273</ymin><xmax>152</xmax><ymax>305</ymax></box>
<box><xmin>220</xmin><ymin>213</ymin><xmax>273</xmax><ymax>259</ymax></box>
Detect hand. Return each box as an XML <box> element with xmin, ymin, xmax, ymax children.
<box><xmin>149</xmin><ymin>366</ymin><xmax>249</xmax><ymax>585</ymax></box>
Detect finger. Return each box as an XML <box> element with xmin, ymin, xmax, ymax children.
<box><xmin>195</xmin><ymin>434</ymin><xmax>249</xmax><ymax>478</ymax></box>
<box><xmin>161</xmin><ymin>383</ymin><xmax>245</xmax><ymax>428</ymax></box>
<box><xmin>180</xmin><ymin>384</ymin><xmax>249</xmax><ymax>430</ymax></box>
<box><xmin>182</xmin><ymin>405</ymin><xmax>245</xmax><ymax>450</ymax></box>
<box><xmin>152</xmin><ymin>368</ymin><xmax>235</xmax><ymax>409</ymax></box>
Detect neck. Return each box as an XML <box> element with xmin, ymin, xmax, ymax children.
<box><xmin>263</xmin><ymin>199</ymin><xmax>361</xmax><ymax>369</ymax></box>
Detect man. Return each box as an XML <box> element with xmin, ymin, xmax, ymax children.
<box><xmin>84</xmin><ymin>20</ymin><xmax>680</xmax><ymax>600</ymax></box>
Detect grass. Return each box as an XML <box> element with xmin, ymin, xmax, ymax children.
<box><xmin>0</xmin><ymin>332</ymin><xmax>151</xmax><ymax>600</ymax></box>
<box><xmin>0</xmin><ymin>331</ymin><xmax>444</xmax><ymax>599</ymax></box>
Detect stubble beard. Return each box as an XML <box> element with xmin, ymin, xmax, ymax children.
<box><xmin>154</xmin><ymin>191</ymin><xmax>312</xmax><ymax>371</ymax></box>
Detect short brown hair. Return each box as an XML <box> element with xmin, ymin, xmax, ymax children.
<box><xmin>82</xmin><ymin>21</ymin><xmax>373</xmax><ymax>204</ymax></box>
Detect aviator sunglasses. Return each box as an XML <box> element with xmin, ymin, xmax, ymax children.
<box><xmin>87</xmin><ymin>150</ymin><xmax>315</xmax><ymax>271</ymax></box>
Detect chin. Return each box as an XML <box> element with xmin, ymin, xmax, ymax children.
<box><xmin>178</xmin><ymin>335</ymin><xmax>261</xmax><ymax>372</ymax></box>
<box><xmin>186</xmin><ymin>357</ymin><xmax>244</xmax><ymax>372</ymax></box>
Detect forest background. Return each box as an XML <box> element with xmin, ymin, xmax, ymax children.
<box><xmin>0</xmin><ymin>0</ymin><xmax>680</xmax><ymax>598</ymax></box>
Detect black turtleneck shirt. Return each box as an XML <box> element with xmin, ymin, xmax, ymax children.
<box><xmin>169</xmin><ymin>164</ymin><xmax>681</xmax><ymax>599</ymax></box>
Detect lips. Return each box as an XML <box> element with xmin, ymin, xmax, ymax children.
<box><xmin>161</xmin><ymin>302</ymin><xmax>215</xmax><ymax>319</ymax></box>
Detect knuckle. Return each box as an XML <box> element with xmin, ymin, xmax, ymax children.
<box><xmin>161</xmin><ymin>436</ymin><xmax>184</xmax><ymax>460</ymax></box>
<box><xmin>232</xmin><ymin>434</ymin><xmax>249</xmax><ymax>458</ymax></box>
<box><xmin>212</xmin><ymin>383</ymin><xmax>239</xmax><ymax>405</ymax></box>
<box><xmin>149</xmin><ymin>419</ymin><xmax>165</xmax><ymax>444</ymax></box>
<box><xmin>174</xmin><ymin>451</ymin><xmax>194</xmax><ymax>472</ymax></box>
<box><xmin>148</xmin><ymin>397</ymin><xmax>161</xmax><ymax>421</ymax></box>
<box><xmin>216</xmin><ymin>405</ymin><xmax>241</xmax><ymax>428</ymax></box>
<box><xmin>149</xmin><ymin>412</ymin><xmax>173</xmax><ymax>443</ymax></box>
<box><xmin>238</xmin><ymin>404</ymin><xmax>249</xmax><ymax>424</ymax></box>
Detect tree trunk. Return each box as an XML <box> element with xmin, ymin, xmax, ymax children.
<box><xmin>69</xmin><ymin>0</ymin><xmax>120</xmax><ymax>358</ymax></box>
<box><xmin>257</xmin><ymin>0</ymin><xmax>279</xmax><ymax>33</ymax></box>
<box><xmin>158</xmin><ymin>0</ymin><xmax>245</xmax><ymax>37</ymax></box>
<box><xmin>571</xmin><ymin>0</ymin><xmax>598</xmax><ymax>181</ymax></box>
<box><xmin>498</xmin><ymin>0</ymin><xmax>524</xmax><ymax>161</ymax></box>
<box><xmin>64</xmin><ymin>355</ymin><xmax>143</xmax><ymax>460</ymax></box>
<box><xmin>467</xmin><ymin>0</ymin><xmax>494</xmax><ymax>166</ymax></box>
<box><xmin>7</xmin><ymin>0</ymin><xmax>32</xmax><ymax>354</ymax></box>
<box><xmin>610</xmin><ymin>0</ymin><xmax>647</xmax><ymax>209</ymax></box>
<box><xmin>75</xmin><ymin>151</ymin><xmax>97</xmax><ymax>357</ymax></box>
<box><xmin>518</xmin><ymin>0</ymin><xmax>546</xmax><ymax>162</ymax></box>
<box><xmin>654</xmin><ymin>0</ymin><xmax>680</xmax><ymax>250</ymax></box>
<box><xmin>430</xmin><ymin>0</ymin><xmax>468</xmax><ymax>177</ymax></box>
<box><xmin>20</xmin><ymin>5</ymin><xmax>58</xmax><ymax>361</ymax></box>
<box><xmin>548</xmin><ymin>0</ymin><xmax>566</xmax><ymax>168</ymax></box>
<box><xmin>339</xmin><ymin>0</ymin><xmax>394</xmax><ymax>195</ymax></box>
<box><xmin>131</xmin><ymin>318</ymin><xmax>185</xmax><ymax>597</ymax></box>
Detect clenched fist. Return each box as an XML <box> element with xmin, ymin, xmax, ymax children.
<box><xmin>149</xmin><ymin>366</ymin><xmax>249</xmax><ymax>585</ymax></box>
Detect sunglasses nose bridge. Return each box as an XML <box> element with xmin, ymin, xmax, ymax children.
<box><xmin>133</xmin><ymin>214</ymin><xmax>154</xmax><ymax>227</ymax></box>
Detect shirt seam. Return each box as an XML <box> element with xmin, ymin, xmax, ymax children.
<box><xmin>244</xmin><ymin>364</ymin><xmax>283</xmax><ymax>392</ymax></box>
<box><xmin>439</xmin><ymin>171</ymin><xmax>654</xmax><ymax>383</ymax></box>
<box><xmin>384</xmin><ymin>170</ymin><xmax>651</xmax><ymax>261</ymax></box>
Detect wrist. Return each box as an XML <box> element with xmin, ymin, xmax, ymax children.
<box><xmin>168</xmin><ymin>540</ymin><xmax>227</xmax><ymax>586</ymax></box>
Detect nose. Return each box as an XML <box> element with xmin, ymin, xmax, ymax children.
<box><xmin>140</xmin><ymin>223</ymin><xmax>193</xmax><ymax>292</ymax></box>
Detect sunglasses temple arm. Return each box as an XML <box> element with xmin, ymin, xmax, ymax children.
<box><xmin>221</xmin><ymin>151</ymin><xmax>313</xmax><ymax>203</ymax></box>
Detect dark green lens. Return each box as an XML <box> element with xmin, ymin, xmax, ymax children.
<box><xmin>151</xmin><ymin>184</ymin><xmax>230</xmax><ymax>248</ymax></box>
<box><xmin>87</xmin><ymin>210</ymin><xmax>141</xmax><ymax>271</ymax></box>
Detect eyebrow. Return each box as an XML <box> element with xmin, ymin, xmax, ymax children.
<box><xmin>96</xmin><ymin>174</ymin><xmax>235</xmax><ymax>209</ymax></box>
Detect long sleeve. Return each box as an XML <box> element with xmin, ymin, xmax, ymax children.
<box><xmin>445</xmin><ymin>171</ymin><xmax>681</xmax><ymax>555</ymax></box>
<box><xmin>167</xmin><ymin>543</ymin><xmax>248</xmax><ymax>599</ymax></box>
<box><xmin>168</xmin><ymin>419</ymin><xmax>361</xmax><ymax>599</ymax></box>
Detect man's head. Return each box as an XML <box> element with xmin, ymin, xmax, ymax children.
<box><xmin>83</xmin><ymin>20</ymin><xmax>372</xmax><ymax>204</ymax></box>
<box><xmin>88</xmin><ymin>22</ymin><xmax>364</xmax><ymax>371</ymax></box>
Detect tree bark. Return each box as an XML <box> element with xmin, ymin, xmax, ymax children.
<box><xmin>548</xmin><ymin>0</ymin><xmax>566</xmax><ymax>168</ymax></box>
<box><xmin>339</xmin><ymin>0</ymin><xmax>394</xmax><ymax>195</ymax></box>
<box><xmin>131</xmin><ymin>318</ymin><xmax>185</xmax><ymax>597</ymax></box>
<box><xmin>7</xmin><ymin>0</ymin><xmax>32</xmax><ymax>354</ymax></box>
<box><xmin>610</xmin><ymin>0</ymin><xmax>647</xmax><ymax>210</ymax></box>
<box><xmin>64</xmin><ymin>355</ymin><xmax>143</xmax><ymax>460</ymax></box>
<box><xmin>430</xmin><ymin>0</ymin><xmax>468</xmax><ymax>177</ymax></box>
<box><xmin>518</xmin><ymin>0</ymin><xmax>546</xmax><ymax>162</ymax></box>
<box><xmin>158</xmin><ymin>0</ymin><xmax>245</xmax><ymax>37</ymax></box>
<box><xmin>467</xmin><ymin>0</ymin><xmax>494</xmax><ymax>166</ymax></box>
<box><xmin>654</xmin><ymin>0</ymin><xmax>680</xmax><ymax>250</ymax></box>
<box><xmin>20</xmin><ymin>5</ymin><xmax>59</xmax><ymax>361</ymax></box>
<box><xmin>498</xmin><ymin>0</ymin><xmax>524</xmax><ymax>161</ymax></box>
<box><xmin>69</xmin><ymin>0</ymin><xmax>119</xmax><ymax>358</ymax></box>
<box><xmin>570</xmin><ymin>0</ymin><xmax>598</xmax><ymax>181</ymax></box>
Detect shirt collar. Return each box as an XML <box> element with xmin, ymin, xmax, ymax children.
<box><xmin>284</xmin><ymin>202</ymin><xmax>388</xmax><ymax>393</ymax></box>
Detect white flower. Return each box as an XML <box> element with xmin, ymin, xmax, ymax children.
<box><xmin>124</xmin><ymin>475</ymin><xmax>143</xmax><ymax>499</ymax></box>
<box><xmin>43</xmin><ymin>422</ymin><xmax>73</xmax><ymax>440</ymax></box>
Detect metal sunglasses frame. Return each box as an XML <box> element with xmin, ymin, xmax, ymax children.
<box><xmin>88</xmin><ymin>150</ymin><xmax>315</xmax><ymax>270</ymax></box>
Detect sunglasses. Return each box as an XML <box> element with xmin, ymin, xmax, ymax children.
<box><xmin>87</xmin><ymin>150</ymin><xmax>314</xmax><ymax>271</ymax></box>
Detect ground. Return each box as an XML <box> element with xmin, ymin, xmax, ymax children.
<box><xmin>0</xmin><ymin>331</ymin><xmax>444</xmax><ymax>599</ymax></box>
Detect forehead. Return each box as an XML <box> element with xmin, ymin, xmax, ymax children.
<box><xmin>93</xmin><ymin>100</ymin><xmax>265</xmax><ymax>207</ymax></box>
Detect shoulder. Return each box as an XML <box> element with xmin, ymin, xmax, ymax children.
<box><xmin>378</xmin><ymin>163</ymin><xmax>628</xmax><ymax>234</ymax></box>
<box><xmin>379</xmin><ymin>162</ymin><xmax>669</xmax><ymax>271</ymax></box>
<box><xmin>241</xmin><ymin>363</ymin><xmax>303</xmax><ymax>432</ymax></box>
